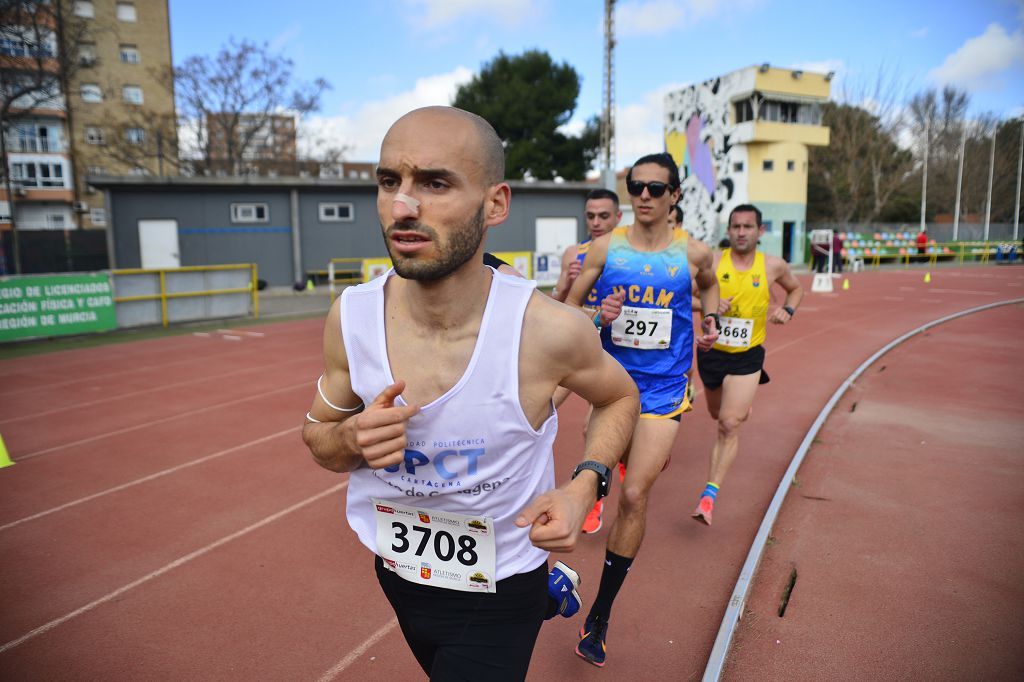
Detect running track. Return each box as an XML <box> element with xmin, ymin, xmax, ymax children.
<box><xmin>0</xmin><ymin>266</ymin><xmax>1021</xmax><ymax>680</ymax></box>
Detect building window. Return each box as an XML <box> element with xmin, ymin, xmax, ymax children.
<box><xmin>116</xmin><ymin>2</ymin><xmax>137</xmax><ymax>21</ymax></box>
<box><xmin>762</xmin><ymin>159</ymin><xmax>774</xmax><ymax>172</ymax></box>
<box><xmin>11</xmin><ymin>161</ymin><xmax>68</xmax><ymax>188</ymax></box>
<box><xmin>7</xmin><ymin>122</ymin><xmax>64</xmax><ymax>153</ymax></box>
<box><xmin>81</xmin><ymin>83</ymin><xmax>103</xmax><ymax>103</ymax></box>
<box><xmin>74</xmin><ymin>1</ymin><xmax>95</xmax><ymax>18</ymax></box>
<box><xmin>85</xmin><ymin>126</ymin><xmax>105</xmax><ymax>144</ymax></box>
<box><xmin>230</xmin><ymin>203</ymin><xmax>269</xmax><ymax>223</ymax></box>
<box><xmin>0</xmin><ymin>201</ymin><xmax>10</xmax><ymax>222</ymax></box>
<box><xmin>0</xmin><ymin>31</ymin><xmax>56</xmax><ymax>58</ymax></box>
<box><xmin>87</xmin><ymin>165</ymin><xmax>104</xmax><ymax>175</ymax></box>
<box><xmin>122</xmin><ymin>85</ymin><xmax>143</xmax><ymax>104</ymax></box>
<box><xmin>732</xmin><ymin>161</ymin><xmax>744</xmax><ymax>173</ymax></box>
<box><xmin>787</xmin><ymin>160</ymin><xmax>795</xmax><ymax>171</ymax></box>
<box><xmin>79</xmin><ymin>43</ymin><xmax>97</xmax><ymax>66</ymax></box>
<box><xmin>734</xmin><ymin>100</ymin><xmax>754</xmax><ymax>124</ymax></box>
<box><xmin>90</xmin><ymin>208</ymin><xmax>107</xmax><ymax>225</ymax></box>
<box><xmin>319</xmin><ymin>202</ymin><xmax>354</xmax><ymax>222</ymax></box>
<box><xmin>124</xmin><ymin>127</ymin><xmax>145</xmax><ymax>145</ymax></box>
<box><xmin>119</xmin><ymin>44</ymin><xmax>140</xmax><ymax>64</ymax></box>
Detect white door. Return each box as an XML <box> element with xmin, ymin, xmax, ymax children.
<box><xmin>535</xmin><ymin>217</ymin><xmax>578</xmax><ymax>255</ymax></box>
<box><xmin>139</xmin><ymin>219</ymin><xmax>180</xmax><ymax>269</ymax></box>
<box><xmin>534</xmin><ymin>217</ymin><xmax>578</xmax><ymax>287</ymax></box>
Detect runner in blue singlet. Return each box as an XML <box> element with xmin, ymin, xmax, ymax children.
<box><xmin>564</xmin><ymin>153</ymin><xmax>721</xmax><ymax>668</ymax></box>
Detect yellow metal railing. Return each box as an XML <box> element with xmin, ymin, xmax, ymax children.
<box><xmin>327</xmin><ymin>258</ymin><xmax>369</xmax><ymax>300</ymax></box>
<box><xmin>112</xmin><ymin>263</ymin><xmax>259</xmax><ymax>327</ymax></box>
<box><xmin>832</xmin><ymin>240</ymin><xmax>1011</xmax><ymax>271</ymax></box>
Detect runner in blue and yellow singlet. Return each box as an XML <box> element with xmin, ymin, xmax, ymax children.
<box><xmin>692</xmin><ymin>203</ymin><xmax>804</xmax><ymax>527</ymax></box>
<box><xmin>564</xmin><ymin>153</ymin><xmax>721</xmax><ymax>668</ymax></box>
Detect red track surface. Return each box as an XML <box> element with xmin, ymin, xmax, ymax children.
<box><xmin>0</xmin><ymin>266</ymin><xmax>1021</xmax><ymax>680</ymax></box>
<box><xmin>724</xmin><ymin>302</ymin><xmax>1024</xmax><ymax>680</ymax></box>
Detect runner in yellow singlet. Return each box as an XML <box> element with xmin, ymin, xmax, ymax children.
<box><xmin>692</xmin><ymin>203</ymin><xmax>803</xmax><ymax>525</ymax></box>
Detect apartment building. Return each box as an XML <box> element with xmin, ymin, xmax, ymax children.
<box><xmin>204</xmin><ymin>113</ymin><xmax>297</xmax><ymax>176</ymax></box>
<box><xmin>1</xmin><ymin>1</ymin><xmax>74</xmax><ymax>232</ymax></box>
<box><xmin>664</xmin><ymin>65</ymin><xmax>831</xmax><ymax>261</ymax></box>
<box><xmin>67</xmin><ymin>0</ymin><xmax>176</xmax><ymax>228</ymax></box>
<box><xmin>1</xmin><ymin>0</ymin><xmax>175</xmax><ymax>241</ymax></box>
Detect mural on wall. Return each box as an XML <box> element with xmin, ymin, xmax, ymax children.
<box><xmin>664</xmin><ymin>72</ymin><xmax>749</xmax><ymax>244</ymax></box>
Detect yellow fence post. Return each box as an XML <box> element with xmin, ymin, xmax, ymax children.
<box><xmin>159</xmin><ymin>269</ymin><xmax>169</xmax><ymax>327</ymax></box>
<box><xmin>252</xmin><ymin>264</ymin><xmax>259</xmax><ymax>319</ymax></box>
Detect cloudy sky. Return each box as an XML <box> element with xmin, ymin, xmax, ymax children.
<box><xmin>170</xmin><ymin>0</ymin><xmax>1024</xmax><ymax>168</ymax></box>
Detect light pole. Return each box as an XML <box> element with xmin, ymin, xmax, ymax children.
<box><xmin>919</xmin><ymin>119</ymin><xmax>929</xmax><ymax>233</ymax></box>
<box><xmin>953</xmin><ymin>125</ymin><xmax>967</xmax><ymax>242</ymax></box>
<box><xmin>984</xmin><ymin>125</ymin><xmax>996</xmax><ymax>242</ymax></box>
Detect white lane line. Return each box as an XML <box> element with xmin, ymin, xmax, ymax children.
<box><xmin>0</xmin><ymin>323</ymin><xmax>318</xmax><ymax>396</ymax></box>
<box><xmin>927</xmin><ymin>288</ymin><xmax>1000</xmax><ymax>295</ymax></box>
<box><xmin>0</xmin><ymin>340</ymin><xmax>300</xmax><ymax>398</ymax></box>
<box><xmin>0</xmin><ymin>354</ymin><xmax>318</xmax><ymax>425</ymax></box>
<box><xmin>0</xmin><ymin>427</ymin><xmax>299</xmax><ymax>533</ymax></box>
<box><xmin>702</xmin><ymin>297</ymin><xmax>1024</xmax><ymax>682</ymax></box>
<box><xmin>316</xmin><ymin>619</ymin><xmax>399</xmax><ymax>682</ymax></box>
<box><xmin>222</xmin><ymin>335</ymin><xmax>243</xmax><ymax>341</ymax></box>
<box><xmin>0</xmin><ymin>482</ymin><xmax>348</xmax><ymax>655</ymax></box>
<box><xmin>193</xmin><ymin>332</ymin><xmax>211</xmax><ymax>337</ymax></box>
<box><xmin>17</xmin><ymin>381</ymin><xmax>312</xmax><ymax>460</ymax></box>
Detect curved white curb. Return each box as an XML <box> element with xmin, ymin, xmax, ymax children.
<box><xmin>702</xmin><ymin>297</ymin><xmax>1024</xmax><ymax>682</ymax></box>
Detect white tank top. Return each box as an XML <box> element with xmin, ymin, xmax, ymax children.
<box><xmin>341</xmin><ymin>269</ymin><xmax>557</xmax><ymax>580</ymax></box>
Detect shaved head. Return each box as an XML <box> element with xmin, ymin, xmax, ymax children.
<box><xmin>383</xmin><ymin>106</ymin><xmax>505</xmax><ymax>186</ymax></box>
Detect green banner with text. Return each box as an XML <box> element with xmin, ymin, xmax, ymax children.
<box><xmin>0</xmin><ymin>273</ymin><xmax>117</xmax><ymax>342</ymax></box>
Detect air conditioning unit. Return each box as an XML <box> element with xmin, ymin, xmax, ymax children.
<box><xmin>73</xmin><ymin>201</ymin><xmax>89</xmax><ymax>213</ymax></box>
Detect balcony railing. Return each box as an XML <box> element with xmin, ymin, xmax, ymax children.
<box><xmin>5</xmin><ymin>137</ymin><xmax>64</xmax><ymax>153</ymax></box>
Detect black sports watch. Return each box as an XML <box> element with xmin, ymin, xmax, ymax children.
<box><xmin>782</xmin><ymin>305</ymin><xmax>796</xmax><ymax>317</ymax></box>
<box><xmin>704</xmin><ymin>312</ymin><xmax>721</xmax><ymax>330</ymax></box>
<box><xmin>572</xmin><ymin>460</ymin><xmax>610</xmax><ymax>500</ymax></box>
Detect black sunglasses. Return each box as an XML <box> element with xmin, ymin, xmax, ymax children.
<box><xmin>626</xmin><ymin>180</ymin><xmax>675</xmax><ymax>198</ymax></box>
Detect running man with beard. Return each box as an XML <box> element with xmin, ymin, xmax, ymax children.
<box><xmin>302</xmin><ymin>106</ymin><xmax>639</xmax><ymax>681</ymax></box>
<box><xmin>692</xmin><ymin>203</ymin><xmax>803</xmax><ymax>525</ymax></box>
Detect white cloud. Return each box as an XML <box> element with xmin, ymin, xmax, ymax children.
<box><xmin>615</xmin><ymin>0</ymin><xmax>761</xmax><ymax>36</ymax></box>
<box><xmin>298</xmin><ymin>67</ymin><xmax>475</xmax><ymax>161</ymax></box>
<box><xmin>615</xmin><ymin>82</ymin><xmax>690</xmax><ymax>167</ymax></box>
<box><xmin>403</xmin><ymin>0</ymin><xmax>541</xmax><ymax>29</ymax></box>
<box><xmin>269</xmin><ymin>23</ymin><xmax>302</xmax><ymax>52</ymax></box>
<box><xmin>616</xmin><ymin>0</ymin><xmax>686</xmax><ymax>36</ymax></box>
<box><xmin>928</xmin><ymin>23</ymin><xmax>1024</xmax><ymax>91</ymax></box>
<box><xmin>910</xmin><ymin>26</ymin><xmax>928</xmax><ymax>39</ymax></box>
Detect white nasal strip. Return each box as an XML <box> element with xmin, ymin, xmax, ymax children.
<box><xmin>373</xmin><ymin>498</ymin><xmax>498</xmax><ymax>593</ymax></box>
<box><xmin>717</xmin><ymin>316</ymin><xmax>753</xmax><ymax>348</ymax></box>
<box><xmin>610</xmin><ymin>306</ymin><xmax>672</xmax><ymax>349</ymax></box>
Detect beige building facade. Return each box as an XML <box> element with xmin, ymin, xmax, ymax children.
<box><xmin>66</xmin><ymin>0</ymin><xmax>176</xmax><ymax>228</ymax></box>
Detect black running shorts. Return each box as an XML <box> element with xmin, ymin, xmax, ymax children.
<box><xmin>375</xmin><ymin>556</ymin><xmax>547</xmax><ymax>680</ymax></box>
<box><xmin>697</xmin><ymin>345</ymin><xmax>770</xmax><ymax>390</ymax></box>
